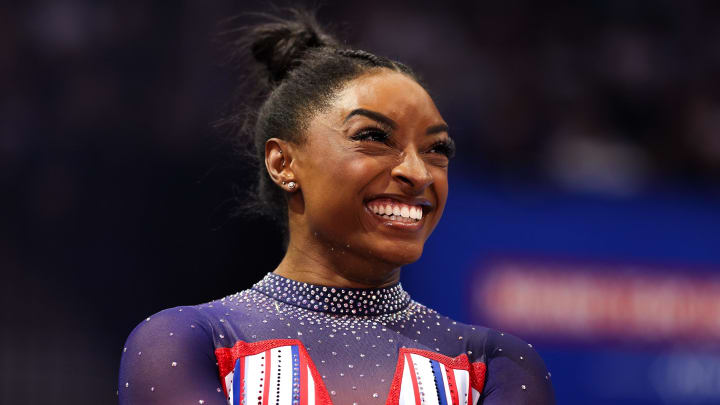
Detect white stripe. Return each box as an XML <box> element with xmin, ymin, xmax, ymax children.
<box><xmin>224</xmin><ymin>370</ymin><xmax>234</xmax><ymax>405</ymax></box>
<box><xmin>306</xmin><ymin>364</ymin><xmax>315</xmax><ymax>405</ymax></box>
<box><xmin>410</xmin><ymin>354</ymin><xmax>439</xmax><ymax>405</ymax></box>
<box><xmin>269</xmin><ymin>346</ymin><xmax>293</xmax><ymax>405</ymax></box>
<box><xmin>438</xmin><ymin>365</ymin><xmax>453</xmax><ymax>405</ymax></box>
<box><xmin>244</xmin><ymin>351</ymin><xmax>266</xmax><ymax>404</ymax></box>
<box><xmin>399</xmin><ymin>356</ymin><xmax>415</xmax><ymax>405</ymax></box>
<box><xmin>452</xmin><ymin>369</ymin><xmax>470</xmax><ymax>405</ymax></box>
<box><xmin>471</xmin><ymin>387</ymin><xmax>480</xmax><ymax>405</ymax></box>
<box><xmin>268</xmin><ymin>348</ymin><xmax>280</xmax><ymax>405</ymax></box>
<box><xmin>242</xmin><ymin>356</ymin><xmax>249</xmax><ymax>405</ymax></box>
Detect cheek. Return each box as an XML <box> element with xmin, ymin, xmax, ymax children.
<box><xmin>302</xmin><ymin>155</ymin><xmax>386</xmax><ymax>227</ymax></box>
<box><xmin>309</xmin><ymin>154</ymin><xmax>385</xmax><ymax>194</ymax></box>
<box><xmin>428</xmin><ymin>168</ymin><xmax>449</xmax><ymax>226</ymax></box>
<box><xmin>434</xmin><ymin>170</ymin><xmax>449</xmax><ymax>207</ymax></box>
<box><xmin>344</xmin><ymin>156</ymin><xmax>387</xmax><ymax>184</ymax></box>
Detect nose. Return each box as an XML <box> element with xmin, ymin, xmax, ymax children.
<box><xmin>391</xmin><ymin>149</ymin><xmax>433</xmax><ymax>194</ymax></box>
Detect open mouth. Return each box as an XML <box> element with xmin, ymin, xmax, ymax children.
<box><xmin>364</xmin><ymin>197</ymin><xmax>428</xmax><ymax>226</ymax></box>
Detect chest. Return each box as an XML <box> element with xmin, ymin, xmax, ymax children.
<box><xmin>212</xmin><ymin>292</ymin><xmax>485</xmax><ymax>404</ymax></box>
<box><xmin>215</xmin><ymin>336</ymin><xmax>486</xmax><ymax>405</ymax></box>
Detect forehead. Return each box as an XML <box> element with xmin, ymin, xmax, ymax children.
<box><xmin>328</xmin><ymin>70</ymin><xmax>444</xmax><ymax>125</ymax></box>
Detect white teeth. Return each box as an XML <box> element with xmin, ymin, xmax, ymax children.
<box><xmin>367</xmin><ymin>201</ymin><xmax>424</xmax><ymax>222</ymax></box>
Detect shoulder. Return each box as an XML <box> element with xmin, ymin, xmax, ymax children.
<box><xmin>427</xmin><ymin>309</ymin><xmax>548</xmax><ymax>380</ymax></box>
<box><xmin>412</xmin><ymin>302</ymin><xmax>492</xmax><ymax>357</ymax></box>
<box><xmin>122</xmin><ymin>305</ymin><xmax>217</xmax><ymax>348</ymax></box>
<box><xmin>480</xmin><ymin>328</ymin><xmax>555</xmax><ymax>404</ymax></box>
<box><xmin>118</xmin><ymin>304</ymin><xmax>226</xmax><ymax>403</ymax></box>
<box><xmin>119</xmin><ymin>305</ymin><xmax>216</xmax><ymax>375</ymax></box>
<box><xmin>121</xmin><ymin>294</ymin><xmax>248</xmax><ymax>352</ymax></box>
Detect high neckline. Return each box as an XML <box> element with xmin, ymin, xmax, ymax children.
<box><xmin>251</xmin><ymin>272</ymin><xmax>411</xmax><ymax>315</ymax></box>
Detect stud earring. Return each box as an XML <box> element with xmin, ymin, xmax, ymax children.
<box><xmin>287</xmin><ymin>181</ymin><xmax>297</xmax><ymax>190</ymax></box>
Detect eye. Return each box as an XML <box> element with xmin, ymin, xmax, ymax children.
<box><xmin>350</xmin><ymin>128</ymin><xmax>390</xmax><ymax>143</ymax></box>
<box><xmin>427</xmin><ymin>138</ymin><xmax>456</xmax><ymax>159</ymax></box>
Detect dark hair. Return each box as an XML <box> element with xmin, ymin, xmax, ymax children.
<box><xmin>219</xmin><ymin>8</ymin><xmax>422</xmax><ymax>241</ymax></box>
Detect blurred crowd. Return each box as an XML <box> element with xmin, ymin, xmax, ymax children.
<box><xmin>4</xmin><ymin>2</ymin><xmax>720</xmax><ymax>200</ymax></box>
<box><xmin>347</xmin><ymin>1</ymin><xmax>720</xmax><ymax>194</ymax></box>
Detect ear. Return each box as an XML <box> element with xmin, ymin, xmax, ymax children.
<box><xmin>265</xmin><ymin>138</ymin><xmax>298</xmax><ymax>191</ymax></box>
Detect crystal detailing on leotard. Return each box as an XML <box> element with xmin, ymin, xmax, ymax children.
<box><xmin>119</xmin><ymin>273</ymin><xmax>556</xmax><ymax>404</ymax></box>
<box><xmin>251</xmin><ymin>272</ymin><xmax>411</xmax><ymax>315</ymax></box>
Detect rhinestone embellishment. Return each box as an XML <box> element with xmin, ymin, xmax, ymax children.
<box><xmin>251</xmin><ymin>273</ymin><xmax>411</xmax><ymax>315</ymax></box>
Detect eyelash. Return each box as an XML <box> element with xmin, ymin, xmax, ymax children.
<box><xmin>351</xmin><ymin>128</ymin><xmax>456</xmax><ymax>159</ymax></box>
<box><xmin>350</xmin><ymin>128</ymin><xmax>390</xmax><ymax>143</ymax></box>
<box><xmin>428</xmin><ymin>139</ymin><xmax>456</xmax><ymax>159</ymax></box>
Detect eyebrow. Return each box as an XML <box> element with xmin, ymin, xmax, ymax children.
<box><xmin>426</xmin><ymin>123</ymin><xmax>449</xmax><ymax>135</ymax></box>
<box><xmin>344</xmin><ymin>108</ymin><xmax>449</xmax><ymax>135</ymax></box>
<box><xmin>344</xmin><ymin>108</ymin><xmax>397</xmax><ymax>129</ymax></box>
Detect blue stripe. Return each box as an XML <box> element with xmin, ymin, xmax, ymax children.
<box><xmin>431</xmin><ymin>359</ymin><xmax>449</xmax><ymax>405</ymax></box>
<box><xmin>291</xmin><ymin>345</ymin><xmax>301</xmax><ymax>403</ymax></box>
<box><xmin>232</xmin><ymin>358</ymin><xmax>242</xmax><ymax>405</ymax></box>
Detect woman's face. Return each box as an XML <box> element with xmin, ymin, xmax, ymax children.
<box><xmin>291</xmin><ymin>70</ymin><xmax>453</xmax><ymax>273</ymax></box>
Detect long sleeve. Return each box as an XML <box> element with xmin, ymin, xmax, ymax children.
<box><xmin>480</xmin><ymin>330</ymin><xmax>555</xmax><ymax>404</ymax></box>
<box><xmin>118</xmin><ymin>307</ymin><xmax>227</xmax><ymax>405</ymax></box>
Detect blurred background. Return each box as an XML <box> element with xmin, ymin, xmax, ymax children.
<box><xmin>3</xmin><ymin>1</ymin><xmax>720</xmax><ymax>403</ymax></box>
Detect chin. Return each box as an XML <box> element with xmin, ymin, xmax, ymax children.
<box><xmin>372</xmin><ymin>241</ymin><xmax>424</xmax><ymax>267</ymax></box>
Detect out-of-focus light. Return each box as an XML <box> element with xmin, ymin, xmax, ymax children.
<box><xmin>474</xmin><ymin>260</ymin><xmax>720</xmax><ymax>344</ymax></box>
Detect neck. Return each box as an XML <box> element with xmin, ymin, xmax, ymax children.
<box><xmin>273</xmin><ymin>235</ymin><xmax>401</xmax><ymax>289</ymax></box>
<box><xmin>252</xmin><ymin>272</ymin><xmax>411</xmax><ymax>315</ymax></box>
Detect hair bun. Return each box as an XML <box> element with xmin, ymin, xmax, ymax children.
<box><xmin>248</xmin><ymin>9</ymin><xmax>338</xmax><ymax>84</ymax></box>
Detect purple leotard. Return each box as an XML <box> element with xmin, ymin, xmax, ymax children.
<box><xmin>118</xmin><ymin>273</ymin><xmax>554</xmax><ymax>404</ymax></box>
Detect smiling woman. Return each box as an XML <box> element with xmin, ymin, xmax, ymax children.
<box><xmin>118</xmin><ymin>9</ymin><xmax>554</xmax><ymax>405</ymax></box>
<box><xmin>272</xmin><ymin>71</ymin><xmax>452</xmax><ymax>287</ymax></box>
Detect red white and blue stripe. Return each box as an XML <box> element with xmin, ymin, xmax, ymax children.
<box><xmin>217</xmin><ymin>341</ymin><xmax>486</xmax><ymax>405</ymax></box>
<box><xmin>390</xmin><ymin>349</ymin><xmax>485</xmax><ymax>405</ymax></box>
<box><xmin>216</xmin><ymin>339</ymin><xmax>328</xmax><ymax>405</ymax></box>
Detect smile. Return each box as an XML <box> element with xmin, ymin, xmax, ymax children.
<box><xmin>364</xmin><ymin>197</ymin><xmax>429</xmax><ymax>230</ymax></box>
<box><xmin>367</xmin><ymin>200</ymin><xmax>422</xmax><ymax>222</ymax></box>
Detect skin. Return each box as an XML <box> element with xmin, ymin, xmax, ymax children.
<box><xmin>266</xmin><ymin>69</ymin><xmax>452</xmax><ymax>288</ymax></box>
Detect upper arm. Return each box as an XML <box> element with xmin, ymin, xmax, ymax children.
<box><xmin>480</xmin><ymin>330</ymin><xmax>555</xmax><ymax>405</ymax></box>
<box><xmin>118</xmin><ymin>307</ymin><xmax>227</xmax><ymax>405</ymax></box>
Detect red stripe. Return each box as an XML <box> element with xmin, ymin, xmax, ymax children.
<box><xmin>298</xmin><ymin>344</ymin><xmax>331</xmax><ymax>404</ymax></box>
<box><xmin>444</xmin><ymin>364</ymin><xmax>459</xmax><ymax>405</ymax></box>
<box><xmin>405</xmin><ymin>353</ymin><xmax>422</xmax><ymax>405</ymax></box>
<box><xmin>470</xmin><ymin>362</ymin><xmax>487</xmax><ymax>395</ymax></box>
<box><xmin>299</xmin><ymin>348</ymin><xmax>308</xmax><ymax>405</ymax></box>
<box><xmin>467</xmin><ymin>367</ymin><xmax>472</xmax><ymax>405</ymax></box>
<box><xmin>239</xmin><ymin>357</ymin><xmax>245</xmax><ymax>405</ymax></box>
<box><xmin>262</xmin><ymin>349</ymin><xmax>272</xmax><ymax>405</ymax></box>
<box><xmin>215</xmin><ymin>339</ymin><xmax>330</xmax><ymax>405</ymax></box>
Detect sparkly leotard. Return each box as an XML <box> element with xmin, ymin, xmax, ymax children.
<box><xmin>118</xmin><ymin>273</ymin><xmax>554</xmax><ymax>404</ymax></box>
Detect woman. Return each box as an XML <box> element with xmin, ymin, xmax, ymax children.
<box><xmin>119</xmin><ymin>10</ymin><xmax>555</xmax><ymax>405</ymax></box>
